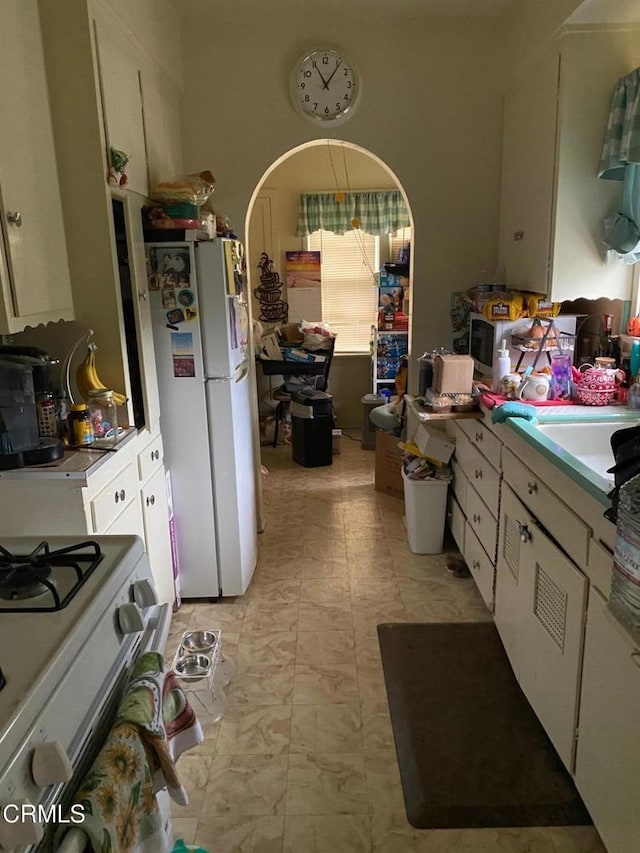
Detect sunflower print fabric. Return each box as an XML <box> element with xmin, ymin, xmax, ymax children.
<box><xmin>60</xmin><ymin>652</ymin><xmax>203</xmax><ymax>852</ymax></box>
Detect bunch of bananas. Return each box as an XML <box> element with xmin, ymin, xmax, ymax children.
<box><xmin>76</xmin><ymin>346</ymin><xmax>128</xmax><ymax>407</ymax></box>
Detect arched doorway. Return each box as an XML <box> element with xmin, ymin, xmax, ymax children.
<box><xmin>244</xmin><ymin>140</ymin><xmax>414</xmax><ymax>529</ymax></box>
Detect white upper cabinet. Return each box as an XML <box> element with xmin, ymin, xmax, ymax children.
<box><xmin>0</xmin><ymin>0</ymin><xmax>74</xmax><ymax>333</ymax></box>
<box><xmin>140</xmin><ymin>70</ymin><xmax>184</xmax><ymax>191</ymax></box>
<box><xmin>92</xmin><ymin>11</ymin><xmax>149</xmax><ymax>197</ymax></box>
<box><xmin>499</xmin><ymin>30</ymin><xmax>640</xmax><ymax>301</ymax></box>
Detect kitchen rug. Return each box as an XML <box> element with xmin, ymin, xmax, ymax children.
<box><xmin>377</xmin><ymin>621</ymin><xmax>592</xmax><ymax>829</ymax></box>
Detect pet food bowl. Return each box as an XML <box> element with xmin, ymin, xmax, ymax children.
<box><xmin>175</xmin><ymin>653</ymin><xmax>211</xmax><ymax>682</ymax></box>
<box><xmin>181</xmin><ymin>630</ymin><xmax>217</xmax><ymax>654</ymax></box>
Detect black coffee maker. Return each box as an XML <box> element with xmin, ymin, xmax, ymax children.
<box><xmin>0</xmin><ymin>346</ymin><xmax>64</xmax><ymax>469</ymax></box>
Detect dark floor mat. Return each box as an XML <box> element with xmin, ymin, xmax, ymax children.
<box><xmin>377</xmin><ymin>621</ymin><xmax>592</xmax><ymax>829</ymax></box>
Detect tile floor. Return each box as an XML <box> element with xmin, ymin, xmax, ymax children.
<box><xmin>167</xmin><ymin>438</ymin><xmax>606</xmax><ymax>853</ymax></box>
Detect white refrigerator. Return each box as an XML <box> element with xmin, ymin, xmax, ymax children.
<box><xmin>148</xmin><ymin>239</ymin><xmax>257</xmax><ymax>597</ymax></box>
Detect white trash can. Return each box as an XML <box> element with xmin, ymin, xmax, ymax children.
<box><xmin>402</xmin><ymin>469</ymin><xmax>449</xmax><ymax>554</ymax></box>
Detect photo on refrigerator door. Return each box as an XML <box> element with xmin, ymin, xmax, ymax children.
<box><xmin>148</xmin><ymin>246</ymin><xmax>192</xmax><ymax>292</ymax></box>
<box><xmin>171</xmin><ymin>332</ymin><xmax>196</xmax><ymax>377</ymax></box>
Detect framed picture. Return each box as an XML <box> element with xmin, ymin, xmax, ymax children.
<box><xmin>148</xmin><ymin>246</ymin><xmax>192</xmax><ymax>291</ymax></box>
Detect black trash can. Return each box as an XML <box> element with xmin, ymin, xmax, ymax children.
<box><xmin>291</xmin><ymin>389</ymin><xmax>333</xmax><ymax>468</ymax></box>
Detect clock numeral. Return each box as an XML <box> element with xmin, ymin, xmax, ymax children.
<box><xmin>304</xmin><ymin>70</ymin><xmax>312</xmax><ymax>78</ymax></box>
<box><xmin>344</xmin><ymin>93</ymin><xmax>350</xmax><ymax>101</ymax></box>
<box><xmin>344</xmin><ymin>67</ymin><xmax>350</xmax><ymax>75</ymax></box>
<box><xmin>347</xmin><ymin>81</ymin><xmax>352</xmax><ymax>89</ymax></box>
<box><xmin>313</xmin><ymin>103</ymin><xmax>318</xmax><ymax>111</ymax></box>
<box><xmin>322</xmin><ymin>56</ymin><xmax>329</xmax><ymax>64</ymax></box>
<box><xmin>336</xmin><ymin>102</ymin><xmax>341</xmax><ymax>111</ymax></box>
<box><xmin>300</xmin><ymin>82</ymin><xmax>305</xmax><ymax>90</ymax></box>
<box><xmin>304</xmin><ymin>95</ymin><xmax>310</xmax><ymax>102</ymax></box>
<box><xmin>325</xmin><ymin>106</ymin><xmax>330</xmax><ymax>114</ymax></box>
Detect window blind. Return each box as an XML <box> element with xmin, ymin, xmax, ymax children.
<box><xmin>307</xmin><ymin>229</ymin><xmax>379</xmax><ymax>354</ymax></box>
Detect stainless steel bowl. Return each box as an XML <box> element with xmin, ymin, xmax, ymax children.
<box><xmin>175</xmin><ymin>653</ymin><xmax>211</xmax><ymax>682</ymax></box>
<box><xmin>181</xmin><ymin>630</ymin><xmax>217</xmax><ymax>654</ymax></box>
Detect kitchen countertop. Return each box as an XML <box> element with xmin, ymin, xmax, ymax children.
<box><xmin>499</xmin><ymin>405</ymin><xmax>640</xmax><ymax>506</ymax></box>
<box><xmin>0</xmin><ymin>428</ymin><xmax>138</xmax><ymax>481</ymax></box>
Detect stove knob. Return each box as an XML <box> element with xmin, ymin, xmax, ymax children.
<box><xmin>0</xmin><ymin>799</ymin><xmax>44</xmax><ymax>848</ymax></box>
<box><xmin>32</xmin><ymin>741</ymin><xmax>73</xmax><ymax>788</ymax></box>
<box><xmin>117</xmin><ymin>602</ymin><xmax>145</xmax><ymax>634</ymax></box>
<box><xmin>133</xmin><ymin>579</ymin><xmax>158</xmax><ymax>608</ymax></box>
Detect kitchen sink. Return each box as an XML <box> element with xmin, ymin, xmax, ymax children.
<box><xmin>535</xmin><ymin>421</ymin><xmax>627</xmax><ymax>488</ymax></box>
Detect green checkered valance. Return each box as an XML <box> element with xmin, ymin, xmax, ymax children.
<box><xmin>296</xmin><ymin>190</ymin><xmax>410</xmax><ymax>237</ymax></box>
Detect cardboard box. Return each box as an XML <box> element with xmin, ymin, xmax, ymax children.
<box><xmin>432</xmin><ymin>354</ymin><xmax>474</xmax><ymax>394</ymax></box>
<box><xmin>413</xmin><ymin>423</ymin><xmax>455</xmax><ymax>464</ymax></box>
<box><xmin>374</xmin><ymin>430</ymin><xmax>405</xmax><ymax>500</ymax></box>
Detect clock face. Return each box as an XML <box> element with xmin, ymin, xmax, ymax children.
<box><xmin>290</xmin><ymin>48</ymin><xmax>360</xmax><ymax>125</ymax></box>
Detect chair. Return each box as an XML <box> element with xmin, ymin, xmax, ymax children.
<box><xmin>261</xmin><ymin>337</ymin><xmax>335</xmax><ymax>447</ymax></box>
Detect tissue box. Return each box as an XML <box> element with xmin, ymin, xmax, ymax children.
<box><xmin>432</xmin><ymin>354</ymin><xmax>474</xmax><ymax>394</ymax></box>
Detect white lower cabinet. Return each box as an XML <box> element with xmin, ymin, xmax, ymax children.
<box><xmin>575</xmin><ymin>589</ymin><xmax>640</xmax><ymax>853</ymax></box>
<box><xmin>495</xmin><ymin>484</ymin><xmax>587</xmax><ymax>771</ymax></box>
<box><xmin>140</xmin><ymin>466</ymin><xmax>174</xmax><ymax>606</ymax></box>
<box><xmin>104</xmin><ymin>493</ymin><xmax>145</xmax><ymax>537</ymax></box>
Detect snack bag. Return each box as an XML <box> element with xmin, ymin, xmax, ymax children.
<box><xmin>481</xmin><ymin>292</ymin><xmax>525</xmax><ymax>322</ymax></box>
<box><xmin>526</xmin><ymin>294</ymin><xmax>561</xmax><ymax>318</ymax></box>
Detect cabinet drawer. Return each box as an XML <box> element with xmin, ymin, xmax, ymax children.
<box><xmin>460</xmin><ymin>439</ymin><xmax>500</xmax><ymax>516</ymax></box>
<box><xmin>457</xmin><ymin>418</ymin><xmax>502</xmax><ymax>470</ymax></box>
<box><xmin>137</xmin><ymin>434</ymin><xmax>164</xmax><ymax>483</ymax></box>
<box><xmin>466</xmin><ymin>485</ymin><xmax>498</xmax><ymax>563</ymax></box>
<box><xmin>587</xmin><ymin>538</ymin><xmax>613</xmax><ymax>599</ymax></box>
<box><xmin>447</xmin><ymin>493</ymin><xmax>465</xmax><ymax>554</ymax></box>
<box><xmin>463</xmin><ymin>520</ymin><xmax>494</xmax><ymax>610</ymax></box>
<box><xmin>502</xmin><ymin>447</ymin><xmax>590</xmax><ymax>567</ymax></box>
<box><xmin>451</xmin><ymin>458</ymin><xmax>467</xmax><ymax>514</ymax></box>
<box><xmin>90</xmin><ymin>463</ymin><xmax>138</xmax><ymax>532</ymax></box>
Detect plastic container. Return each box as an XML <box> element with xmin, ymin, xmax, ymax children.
<box><xmin>361</xmin><ymin>394</ymin><xmax>386</xmax><ymax>450</ymax></box>
<box><xmin>610</xmin><ymin>474</ymin><xmax>640</xmax><ymax>631</ymax></box>
<box><xmin>88</xmin><ymin>389</ymin><xmax>118</xmax><ymax>447</ymax></box>
<box><xmin>67</xmin><ymin>403</ymin><xmax>94</xmax><ymax>446</ymax></box>
<box><xmin>402</xmin><ymin>469</ymin><xmax>449</xmax><ymax>554</ymax></box>
<box><xmin>35</xmin><ymin>390</ymin><xmax>60</xmax><ymax>440</ymax></box>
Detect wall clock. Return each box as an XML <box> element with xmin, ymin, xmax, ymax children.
<box><xmin>290</xmin><ymin>48</ymin><xmax>360</xmax><ymax>125</ymax></box>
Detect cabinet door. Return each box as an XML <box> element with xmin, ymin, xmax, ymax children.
<box><xmin>498</xmin><ymin>51</ymin><xmax>560</xmax><ymax>294</ymax></box>
<box><xmin>141</xmin><ymin>467</ymin><xmax>174</xmax><ymax>606</ymax></box>
<box><xmin>93</xmin><ymin>14</ymin><xmax>149</xmax><ymax>196</ymax></box>
<box><xmin>575</xmin><ymin>590</ymin><xmax>640</xmax><ymax>853</ymax></box>
<box><xmin>495</xmin><ymin>484</ymin><xmax>528</xmax><ymax>675</ymax></box>
<box><xmin>517</xmin><ymin>517</ymin><xmax>587</xmax><ymax>772</ymax></box>
<box><xmin>0</xmin><ymin>0</ymin><xmax>73</xmax><ymax>333</ymax></box>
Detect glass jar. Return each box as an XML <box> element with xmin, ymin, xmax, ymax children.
<box><xmin>88</xmin><ymin>390</ymin><xmax>118</xmax><ymax>447</ymax></box>
<box><xmin>67</xmin><ymin>403</ymin><xmax>95</xmax><ymax>446</ymax></box>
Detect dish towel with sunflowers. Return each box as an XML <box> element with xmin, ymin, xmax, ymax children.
<box><xmin>60</xmin><ymin>651</ymin><xmax>204</xmax><ymax>852</ymax></box>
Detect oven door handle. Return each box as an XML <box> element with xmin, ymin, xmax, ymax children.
<box><xmin>146</xmin><ymin>602</ymin><xmax>173</xmax><ymax>655</ymax></box>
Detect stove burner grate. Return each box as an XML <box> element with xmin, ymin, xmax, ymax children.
<box><xmin>0</xmin><ymin>541</ymin><xmax>103</xmax><ymax>612</ymax></box>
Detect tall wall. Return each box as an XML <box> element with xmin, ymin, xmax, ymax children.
<box><xmin>179</xmin><ymin>6</ymin><xmax>508</xmax><ymax>381</ymax></box>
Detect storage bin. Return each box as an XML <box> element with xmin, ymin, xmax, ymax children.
<box><xmin>402</xmin><ymin>469</ymin><xmax>449</xmax><ymax>554</ymax></box>
<box><xmin>361</xmin><ymin>393</ymin><xmax>386</xmax><ymax>450</ymax></box>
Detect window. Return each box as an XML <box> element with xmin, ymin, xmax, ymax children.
<box><xmin>307</xmin><ymin>229</ymin><xmax>379</xmax><ymax>354</ymax></box>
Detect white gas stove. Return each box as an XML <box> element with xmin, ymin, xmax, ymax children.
<box><xmin>0</xmin><ymin>536</ymin><xmax>171</xmax><ymax>852</ymax></box>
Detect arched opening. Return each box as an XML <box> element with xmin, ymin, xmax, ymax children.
<box><xmin>244</xmin><ymin>139</ymin><xmax>414</xmax><ymax>462</ymax></box>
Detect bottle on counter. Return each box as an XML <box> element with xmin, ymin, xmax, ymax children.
<box><xmin>87</xmin><ymin>389</ymin><xmax>118</xmax><ymax>447</ymax></box>
<box><xmin>67</xmin><ymin>403</ymin><xmax>94</xmax><ymax>446</ymax></box>
<box><xmin>492</xmin><ymin>339</ymin><xmax>511</xmax><ymax>393</ymax></box>
<box><xmin>35</xmin><ymin>390</ymin><xmax>60</xmax><ymax>441</ymax></box>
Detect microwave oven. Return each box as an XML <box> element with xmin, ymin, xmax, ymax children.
<box><xmin>468</xmin><ymin>312</ymin><xmax>581</xmax><ymax>376</ymax></box>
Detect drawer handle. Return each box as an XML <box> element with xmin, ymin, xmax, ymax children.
<box><xmin>473</xmin><ymin>513</ymin><xmax>481</xmax><ymax>524</ymax></box>
<box><xmin>472</xmin><ymin>560</ymin><xmax>480</xmax><ymax>570</ymax></box>
<box><xmin>518</xmin><ymin>522</ymin><xmax>531</xmax><ymax>543</ymax></box>
<box><xmin>513</xmin><ymin>229</ymin><xmax>524</xmax><ymax>241</ymax></box>
<box><xmin>146</xmin><ymin>494</ymin><xmax>155</xmax><ymax>507</ymax></box>
<box><xmin>7</xmin><ymin>210</ymin><xmax>22</xmax><ymax>227</ymax></box>
<box><xmin>527</xmin><ymin>482</ymin><xmax>537</xmax><ymax>495</ymax></box>
<box><xmin>475</xmin><ymin>431</ymin><xmax>483</xmax><ymax>442</ymax></box>
<box><xmin>119</xmin><ymin>489</ymin><xmax>126</xmax><ymax>502</ymax></box>
<box><xmin>114</xmin><ymin>492</ymin><xmax>119</xmax><ymax>504</ymax></box>
<box><xmin>151</xmin><ymin>449</ymin><xmax>160</xmax><ymax>461</ymax></box>
<box><xmin>474</xmin><ymin>469</ymin><xmax>482</xmax><ymax>479</ymax></box>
